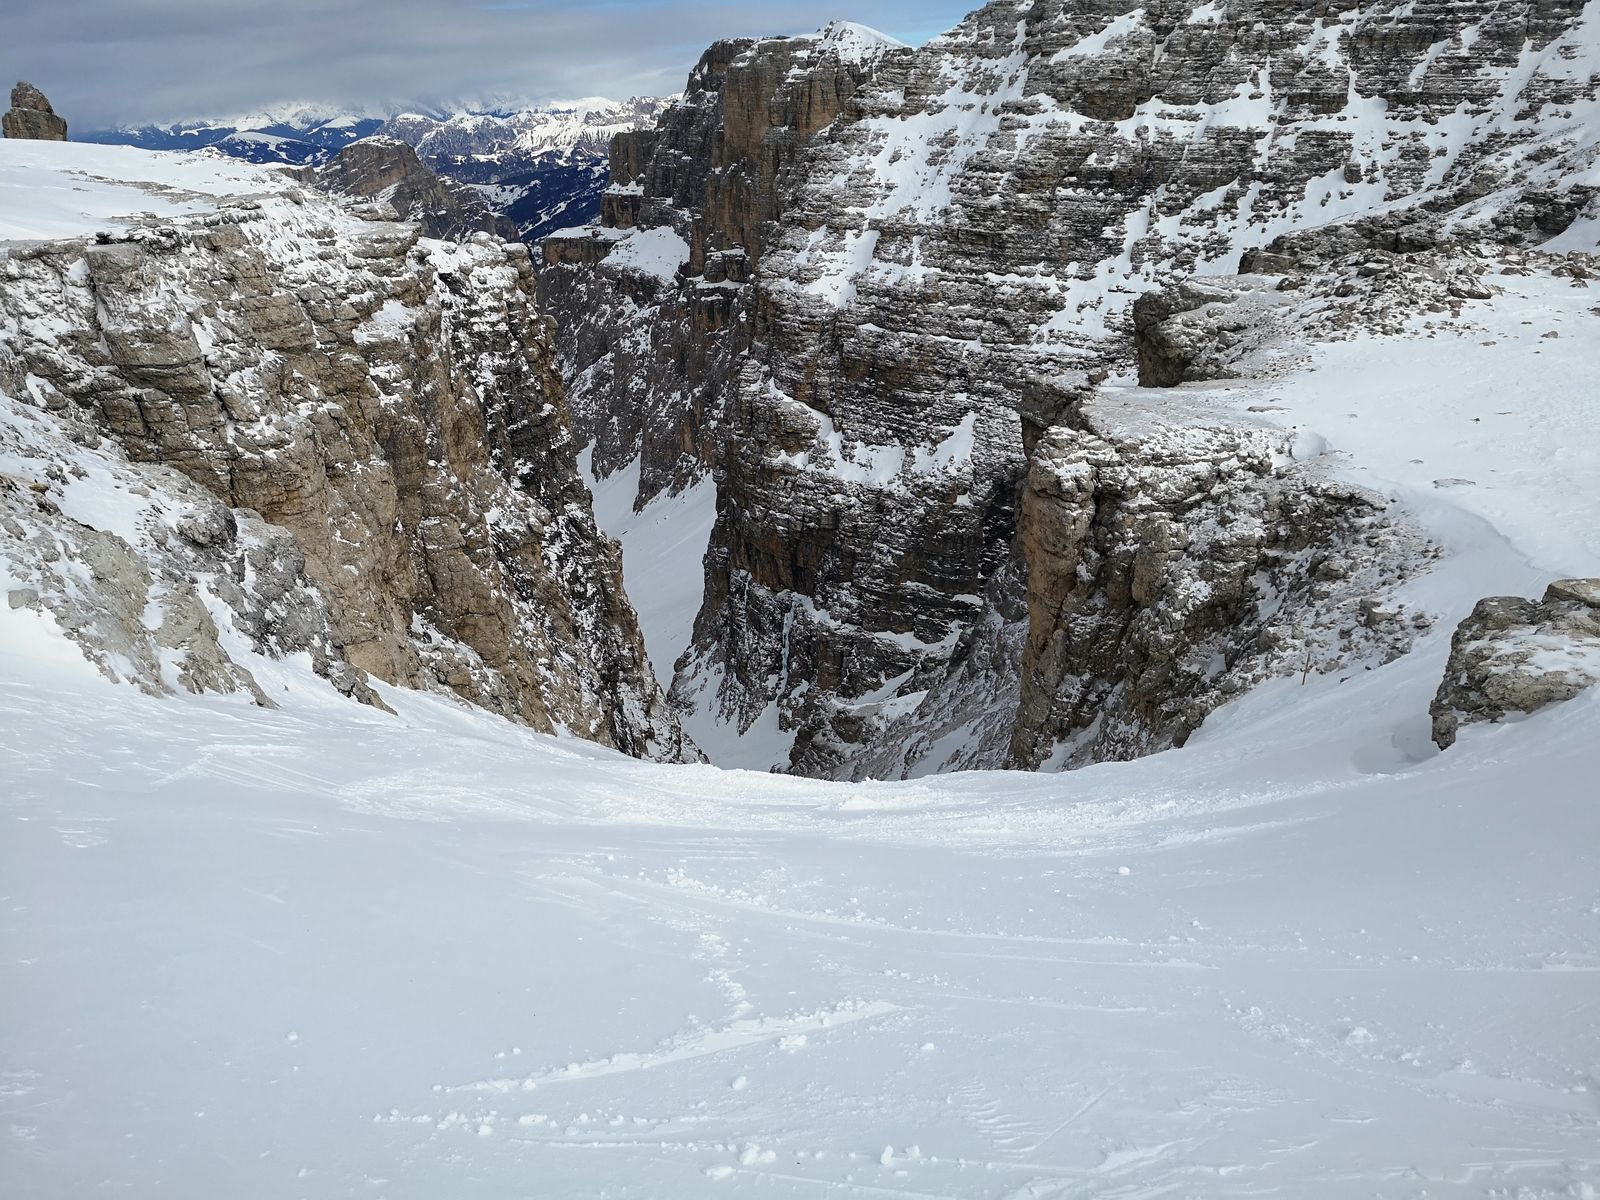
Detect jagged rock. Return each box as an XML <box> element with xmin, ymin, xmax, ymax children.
<box><xmin>542</xmin><ymin>0</ymin><xmax>1595</xmax><ymax>778</ymax></box>
<box><xmin>1133</xmin><ymin>280</ymin><xmax>1263</xmax><ymax>387</ymax></box>
<box><xmin>299</xmin><ymin>137</ymin><xmax>517</xmax><ymax>242</ymax></box>
<box><xmin>0</xmin><ymin>169</ymin><xmax>691</xmax><ymax>760</ymax></box>
<box><xmin>1431</xmin><ymin>579</ymin><xmax>1600</xmax><ymax>749</ymax></box>
<box><xmin>3</xmin><ymin>82</ymin><xmax>67</xmax><ymax>141</ymax></box>
<box><xmin>1011</xmin><ymin>407</ymin><xmax>1421</xmax><ymax>768</ymax></box>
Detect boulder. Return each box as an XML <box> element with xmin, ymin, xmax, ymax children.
<box><xmin>1431</xmin><ymin>579</ymin><xmax>1600</xmax><ymax>748</ymax></box>
<box><xmin>3</xmin><ymin>81</ymin><xmax>67</xmax><ymax>141</ymax></box>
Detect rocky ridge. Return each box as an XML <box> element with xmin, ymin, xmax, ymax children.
<box><xmin>0</xmin><ymin>157</ymin><xmax>689</xmax><ymax>759</ymax></box>
<box><xmin>297</xmin><ymin>136</ymin><xmax>518</xmax><ymax>242</ymax></box>
<box><xmin>544</xmin><ymin>0</ymin><xmax>1598</xmax><ymax>777</ymax></box>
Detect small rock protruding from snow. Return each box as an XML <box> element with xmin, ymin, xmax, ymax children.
<box><xmin>1431</xmin><ymin>578</ymin><xmax>1600</xmax><ymax>749</ymax></box>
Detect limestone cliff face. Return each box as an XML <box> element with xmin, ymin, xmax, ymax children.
<box><xmin>537</xmin><ymin>23</ymin><xmax>906</xmax><ymax>507</ymax></box>
<box><xmin>0</xmin><ymin>172</ymin><xmax>690</xmax><ymax>759</ymax></box>
<box><xmin>656</xmin><ymin>0</ymin><xmax>1596</xmax><ymax>776</ymax></box>
<box><xmin>534</xmin><ymin>1</ymin><xmax>1595</xmax><ymax>776</ymax></box>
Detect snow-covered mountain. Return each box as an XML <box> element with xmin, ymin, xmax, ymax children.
<box><xmin>4</xmin><ymin>2</ymin><xmax>1600</xmax><ymax>1194</ymax></box>
<box><xmin>380</xmin><ymin>96</ymin><xmax>676</xmax><ymax>240</ymax></box>
<box><xmin>80</xmin><ymin>96</ymin><xmax>673</xmax><ymax>239</ymax></box>
<box><xmin>77</xmin><ymin>104</ymin><xmax>391</xmax><ymax>165</ymax></box>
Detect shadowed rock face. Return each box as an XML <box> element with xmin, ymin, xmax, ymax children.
<box><xmin>3</xmin><ymin>81</ymin><xmax>68</xmax><ymax>141</ymax></box>
<box><xmin>1432</xmin><ymin>580</ymin><xmax>1600</xmax><ymax>749</ymax></box>
<box><xmin>537</xmin><ymin>28</ymin><xmax>894</xmax><ymax>508</ymax></box>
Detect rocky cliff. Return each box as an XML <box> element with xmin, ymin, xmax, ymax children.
<box><xmin>538</xmin><ymin>23</ymin><xmax>903</xmax><ymax>507</ymax></box>
<box><xmin>543</xmin><ymin>1</ymin><xmax>1597</xmax><ymax>777</ymax></box>
<box><xmin>0</xmin><ymin>152</ymin><xmax>689</xmax><ymax>760</ymax></box>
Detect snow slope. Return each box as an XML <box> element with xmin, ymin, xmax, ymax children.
<box><xmin>3</xmin><ymin>543</ymin><xmax>1597</xmax><ymax>1198</ymax></box>
<box><xmin>582</xmin><ymin>450</ymin><xmax>718</xmax><ymax>682</ymax></box>
<box><xmin>4</xmin><ymin>261</ymin><xmax>1600</xmax><ymax>1196</ymax></box>
<box><xmin>0</xmin><ymin>140</ymin><xmax>284</xmax><ymax>242</ymax></box>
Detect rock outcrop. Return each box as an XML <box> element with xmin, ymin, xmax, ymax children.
<box><xmin>301</xmin><ymin>137</ymin><xmax>517</xmax><ymax>242</ymax></box>
<box><xmin>1431</xmin><ymin>580</ymin><xmax>1600</xmax><ymax>749</ymax></box>
<box><xmin>3</xmin><ymin>82</ymin><xmax>67</xmax><ymax>141</ymax></box>
<box><xmin>1012</xmin><ymin>408</ymin><xmax>1424</xmax><ymax>768</ymax></box>
<box><xmin>0</xmin><ymin>167</ymin><xmax>690</xmax><ymax>759</ymax></box>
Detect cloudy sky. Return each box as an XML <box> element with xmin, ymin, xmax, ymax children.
<box><xmin>3</xmin><ymin>0</ymin><xmax>979</xmax><ymax>129</ymax></box>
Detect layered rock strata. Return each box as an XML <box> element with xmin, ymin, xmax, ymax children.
<box><xmin>532</xmin><ymin>0</ymin><xmax>1596</xmax><ymax>776</ymax></box>
<box><xmin>0</xmin><ymin>173</ymin><xmax>689</xmax><ymax>759</ymax></box>
<box><xmin>666</xmin><ymin>0</ymin><xmax>1595</xmax><ymax>775</ymax></box>
<box><xmin>537</xmin><ymin>23</ymin><xmax>907</xmax><ymax>506</ymax></box>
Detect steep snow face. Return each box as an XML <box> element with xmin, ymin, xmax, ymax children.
<box><xmin>805</xmin><ymin>20</ymin><xmax>911</xmax><ymax>63</ymax></box>
<box><xmin>581</xmin><ymin>449</ymin><xmax>718</xmax><ymax>686</ymax></box>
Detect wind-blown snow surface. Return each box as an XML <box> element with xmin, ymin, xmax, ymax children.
<box><xmin>6</xmin><ymin>285</ymin><xmax>1600</xmax><ymax>1195</ymax></box>
<box><xmin>0</xmin><ymin>141</ymin><xmax>278</xmax><ymax>241</ymax></box>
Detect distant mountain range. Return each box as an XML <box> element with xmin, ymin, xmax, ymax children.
<box><xmin>80</xmin><ymin>97</ymin><xmax>674</xmax><ymax>241</ymax></box>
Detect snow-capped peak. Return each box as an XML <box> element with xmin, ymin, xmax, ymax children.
<box><xmin>809</xmin><ymin>20</ymin><xmax>910</xmax><ymax>62</ymax></box>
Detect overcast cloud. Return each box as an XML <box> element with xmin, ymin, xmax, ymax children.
<box><xmin>1</xmin><ymin>0</ymin><xmax>977</xmax><ymax>129</ymax></box>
